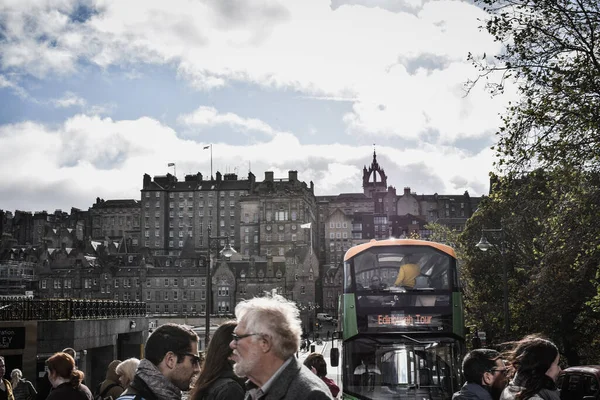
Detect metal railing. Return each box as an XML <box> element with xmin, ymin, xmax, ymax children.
<box><xmin>0</xmin><ymin>299</ymin><xmax>147</xmax><ymax>321</ymax></box>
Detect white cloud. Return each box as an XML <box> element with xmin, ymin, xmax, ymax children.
<box><xmin>177</xmin><ymin>106</ymin><xmax>278</xmax><ymax>137</ymax></box>
<box><xmin>1</xmin><ymin>0</ymin><xmax>513</xmax><ymax>144</ymax></box>
<box><xmin>0</xmin><ymin>74</ymin><xmax>29</xmax><ymax>99</ymax></box>
<box><xmin>51</xmin><ymin>91</ymin><xmax>86</xmax><ymax>108</ymax></box>
<box><xmin>0</xmin><ymin>110</ymin><xmax>493</xmax><ymax>212</ymax></box>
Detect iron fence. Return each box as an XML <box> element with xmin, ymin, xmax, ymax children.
<box><xmin>0</xmin><ymin>298</ymin><xmax>146</xmax><ymax>321</ymax></box>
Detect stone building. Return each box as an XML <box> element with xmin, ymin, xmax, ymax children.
<box><xmin>140</xmin><ymin>171</ymin><xmax>254</xmax><ymax>257</ymax></box>
<box><xmin>315</xmin><ymin>150</ymin><xmax>482</xmax><ymax>319</ymax></box>
<box><xmin>89</xmin><ymin>198</ymin><xmax>141</xmax><ymax>251</ymax></box>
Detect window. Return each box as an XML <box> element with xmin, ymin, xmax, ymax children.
<box><xmin>301</xmin><ymin>286</ymin><xmax>305</xmax><ymax>294</ymax></box>
<box><xmin>190</xmin><ymin>278</ymin><xmax>196</xmax><ymax>286</ymax></box>
<box><xmin>156</xmin><ymin>192</ymin><xmax>160</xmax><ymax>198</ymax></box>
<box><xmin>145</xmin><ymin>192</ymin><xmax>150</xmax><ymax>198</ymax></box>
<box><xmin>164</xmin><ymin>278</ymin><xmax>169</xmax><ymax>286</ymax></box>
<box><xmin>114</xmin><ymin>279</ymin><xmax>119</xmax><ymax>288</ymax></box>
<box><xmin>330</xmin><ymin>222</ymin><xmax>334</xmax><ymax>228</ymax></box>
<box><xmin>173</xmin><ymin>291</ymin><xmax>178</xmax><ymax>300</ymax></box>
<box><xmin>179</xmin><ymin>240</ymin><xmax>183</xmax><ymax>247</ymax></box>
<box><xmin>41</xmin><ymin>279</ymin><xmax>47</xmax><ymax>289</ymax></box>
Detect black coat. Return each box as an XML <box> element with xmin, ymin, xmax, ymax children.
<box><xmin>46</xmin><ymin>383</ymin><xmax>92</xmax><ymax>400</ymax></box>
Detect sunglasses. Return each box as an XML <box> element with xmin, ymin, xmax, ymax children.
<box><xmin>179</xmin><ymin>352</ymin><xmax>202</xmax><ymax>366</ymax></box>
<box><xmin>231</xmin><ymin>332</ymin><xmax>261</xmax><ymax>343</ymax></box>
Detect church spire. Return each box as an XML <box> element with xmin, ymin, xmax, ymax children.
<box><xmin>362</xmin><ymin>146</ymin><xmax>387</xmax><ymax>197</ymax></box>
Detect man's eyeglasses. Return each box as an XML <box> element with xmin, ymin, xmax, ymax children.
<box><xmin>179</xmin><ymin>352</ymin><xmax>202</xmax><ymax>366</ymax></box>
<box><xmin>489</xmin><ymin>368</ymin><xmax>508</xmax><ymax>375</ymax></box>
<box><xmin>231</xmin><ymin>332</ymin><xmax>261</xmax><ymax>343</ymax></box>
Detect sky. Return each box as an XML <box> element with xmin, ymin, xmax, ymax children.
<box><xmin>0</xmin><ymin>0</ymin><xmax>517</xmax><ymax>213</ymax></box>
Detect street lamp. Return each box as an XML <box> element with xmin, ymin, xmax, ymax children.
<box><xmin>476</xmin><ymin>228</ymin><xmax>510</xmax><ymax>336</ymax></box>
<box><xmin>204</xmin><ymin>227</ymin><xmax>237</xmax><ymax>348</ymax></box>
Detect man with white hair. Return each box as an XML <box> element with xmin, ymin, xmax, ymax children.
<box><xmin>230</xmin><ymin>295</ymin><xmax>332</xmax><ymax>400</ymax></box>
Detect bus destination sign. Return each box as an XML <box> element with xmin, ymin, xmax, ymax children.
<box><xmin>367</xmin><ymin>313</ymin><xmax>447</xmax><ymax>330</ymax></box>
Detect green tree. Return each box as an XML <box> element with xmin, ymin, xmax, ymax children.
<box><xmin>467</xmin><ymin>0</ymin><xmax>600</xmax><ymax>364</ymax></box>
<box><xmin>469</xmin><ymin>0</ymin><xmax>600</xmax><ymax>172</ymax></box>
<box><xmin>458</xmin><ymin>170</ymin><xmax>600</xmax><ymax>364</ymax></box>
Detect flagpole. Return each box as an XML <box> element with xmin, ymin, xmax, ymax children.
<box><xmin>211</xmin><ymin>144</ymin><xmax>213</xmax><ymax>180</ymax></box>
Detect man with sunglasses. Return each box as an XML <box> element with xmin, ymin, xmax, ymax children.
<box><xmin>117</xmin><ymin>323</ymin><xmax>201</xmax><ymax>400</ymax></box>
<box><xmin>230</xmin><ymin>295</ymin><xmax>333</xmax><ymax>399</ymax></box>
<box><xmin>453</xmin><ymin>349</ymin><xmax>508</xmax><ymax>400</ymax></box>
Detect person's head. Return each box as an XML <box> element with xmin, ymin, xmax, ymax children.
<box><xmin>304</xmin><ymin>353</ymin><xmax>327</xmax><ymax>378</ymax></box>
<box><xmin>116</xmin><ymin>358</ymin><xmax>140</xmax><ymax>388</ymax></box>
<box><xmin>230</xmin><ymin>295</ymin><xmax>302</xmax><ymax>379</ymax></box>
<box><xmin>192</xmin><ymin>321</ymin><xmax>237</xmax><ymax>398</ymax></box>
<box><xmin>144</xmin><ymin>323</ymin><xmax>200</xmax><ymax>391</ymax></box>
<box><xmin>105</xmin><ymin>359</ymin><xmax>121</xmax><ymax>382</ymax></box>
<box><xmin>46</xmin><ymin>352</ymin><xmax>84</xmax><ymax>388</ymax></box>
<box><xmin>62</xmin><ymin>347</ymin><xmax>77</xmax><ymax>360</ymax></box>
<box><xmin>370</xmin><ymin>275</ymin><xmax>383</xmax><ymax>289</ymax></box>
<box><xmin>10</xmin><ymin>368</ymin><xmax>22</xmax><ymax>382</ymax></box>
<box><xmin>508</xmin><ymin>335</ymin><xmax>561</xmax><ymax>383</ymax></box>
<box><xmin>463</xmin><ymin>349</ymin><xmax>507</xmax><ymax>388</ymax></box>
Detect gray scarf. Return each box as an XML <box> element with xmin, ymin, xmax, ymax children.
<box><xmin>136</xmin><ymin>359</ymin><xmax>182</xmax><ymax>400</ymax></box>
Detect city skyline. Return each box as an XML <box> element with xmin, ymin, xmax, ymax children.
<box><xmin>0</xmin><ymin>0</ymin><xmax>515</xmax><ymax>213</ymax></box>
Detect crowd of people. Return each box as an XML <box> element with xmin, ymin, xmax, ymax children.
<box><xmin>0</xmin><ymin>295</ymin><xmax>334</xmax><ymax>400</ymax></box>
<box><xmin>0</xmin><ymin>296</ymin><xmax>568</xmax><ymax>400</ymax></box>
<box><xmin>453</xmin><ymin>334</ymin><xmax>562</xmax><ymax>400</ymax></box>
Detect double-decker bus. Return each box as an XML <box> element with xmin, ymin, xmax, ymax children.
<box><xmin>330</xmin><ymin>238</ymin><xmax>465</xmax><ymax>400</ymax></box>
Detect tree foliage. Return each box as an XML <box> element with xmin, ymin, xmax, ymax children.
<box><xmin>469</xmin><ymin>0</ymin><xmax>600</xmax><ymax>172</ymax></box>
<box><xmin>465</xmin><ymin>0</ymin><xmax>600</xmax><ymax>365</ymax></box>
<box><xmin>457</xmin><ymin>170</ymin><xmax>600</xmax><ymax>364</ymax></box>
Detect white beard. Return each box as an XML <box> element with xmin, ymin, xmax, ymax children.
<box><xmin>233</xmin><ymin>349</ymin><xmax>260</xmax><ymax>378</ymax></box>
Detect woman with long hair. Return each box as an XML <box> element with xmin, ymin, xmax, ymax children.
<box><xmin>115</xmin><ymin>358</ymin><xmax>140</xmax><ymax>391</ymax></box>
<box><xmin>10</xmin><ymin>369</ymin><xmax>36</xmax><ymax>400</ymax></box>
<box><xmin>190</xmin><ymin>321</ymin><xmax>244</xmax><ymax>400</ymax></box>
<box><xmin>500</xmin><ymin>335</ymin><xmax>561</xmax><ymax>400</ymax></box>
<box><xmin>45</xmin><ymin>352</ymin><xmax>93</xmax><ymax>400</ymax></box>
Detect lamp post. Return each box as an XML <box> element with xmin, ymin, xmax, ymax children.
<box><xmin>476</xmin><ymin>228</ymin><xmax>510</xmax><ymax>336</ymax></box>
<box><xmin>204</xmin><ymin>227</ymin><xmax>237</xmax><ymax>348</ymax></box>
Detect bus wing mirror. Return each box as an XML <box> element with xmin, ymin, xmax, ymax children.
<box><xmin>330</xmin><ymin>347</ymin><xmax>340</xmax><ymax>367</ymax></box>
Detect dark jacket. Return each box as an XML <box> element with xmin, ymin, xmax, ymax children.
<box><xmin>500</xmin><ymin>378</ymin><xmax>560</xmax><ymax>400</ymax></box>
<box><xmin>12</xmin><ymin>378</ymin><xmax>36</xmax><ymax>400</ymax></box>
<box><xmin>98</xmin><ymin>360</ymin><xmax>123</xmax><ymax>400</ymax></box>
<box><xmin>244</xmin><ymin>357</ymin><xmax>333</xmax><ymax>400</ymax></box>
<box><xmin>46</xmin><ymin>383</ymin><xmax>92</xmax><ymax>400</ymax></box>
<box><xmin>199</xmin><ymin>370</ymin><xmax>244</xmax><ymax>400</ymax></box>
<box><xmin>453</xmin><ymin>382</ymin><xmax>494</xmax><ymax>400</ymax></box>
<box><xmin>116</xmin><ymin>376</ymin><xmax>156</xmax><ymax>400</ymax></box>
<box><xmin>1</xmin><ymin>379</ymin><xmax>15</xmax><ymax>400</ymax></box>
